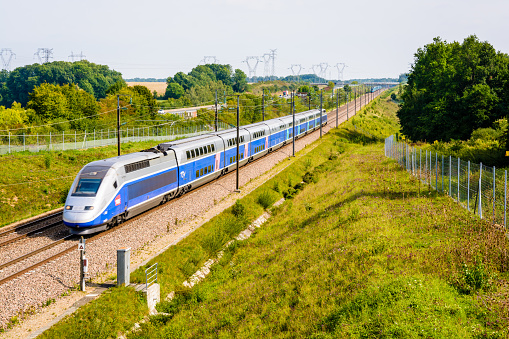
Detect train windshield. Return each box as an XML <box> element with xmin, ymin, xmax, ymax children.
<box><xmin>72</xmin><ymin>165</ymin><xmax>109</xmax><ymax>197</ymax></box>
<box><xmin>73</xmin><ymin>179</ymin><xmax>102</xmax><ymax>196</ymax></box>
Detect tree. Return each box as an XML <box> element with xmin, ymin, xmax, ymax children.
<box><xmin>0</xmin><ymin>103</ymin><xmax>31</xmax><ymax>131</ymax></box>
<box><xmin>0</xmin><ymin>60</ymin><xmax>123</xmax><ymax>107</ymax></box>
<box><xmin>398</xmin><ymin>35</ymin><xmax>509</xmax><ymax>142</ymax></box>
<box><xmin>26</xmin><ymin>83</ymin><xmax>99</xmax><ymax>129</ymax></box>
<box><xmin>232</xmin><ymin>69</ymin><xmax>248</xmax><ymax>93</ymax></box>
<box><xmin>165</xmin><ymin>83</ymin><xmax>185</xmax><ymax>99</ymax></box>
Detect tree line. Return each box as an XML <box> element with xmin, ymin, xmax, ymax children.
<box><xmin>398</xmin><ymin>35</ymin><xmax>509</xmax><ymax>144</ymax></box>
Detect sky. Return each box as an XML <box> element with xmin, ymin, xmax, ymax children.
<box><xmin>1</xmin><ymin>0</ymin><xmax>508</xmax><ymax>81</ymax></box>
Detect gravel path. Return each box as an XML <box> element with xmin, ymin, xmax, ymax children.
<box><xmin>0</xmin><ymin>92</ymin><xmax>382</xmax><ymax>334</ymax></box>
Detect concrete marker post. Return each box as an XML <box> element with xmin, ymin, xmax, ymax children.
<box><xmin>117</xmin><ymin>247</ymin><xmax>131</xmax><ymax>286</ymax></box>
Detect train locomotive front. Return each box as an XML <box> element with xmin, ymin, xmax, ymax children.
<box><xmin>63</xmin><ymin>161</ymin><xmax>122</xmax><ymax>235</ymax></box>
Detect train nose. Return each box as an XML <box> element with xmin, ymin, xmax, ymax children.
<box><xmin>63</xmin><ymin>210</ymin><xmax>97</xmax><ymax>225</ymax></box>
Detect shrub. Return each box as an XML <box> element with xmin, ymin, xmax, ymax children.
<box><xmin>44</xmin><ymin>154</ymin><xmax>51</xmax><ymax>169</ymax></box>
<box><xmin>303</xmin><ymin>171</ymin><xmax>318</xmax><ymax>184</ymax></box>
<box><xmin>231</xmin><ymin>200</ymin><xmax>245</xmax><ymax>217</ymax></box>
<box><xmin>257</xmin><ymin>190</ymin><xmax>277</xmax><ymax>209</ymax></box>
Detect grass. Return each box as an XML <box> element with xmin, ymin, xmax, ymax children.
<box><xmin>38</xmin><ymin>287</ymin><xmax>147</xmax><ymax>339</ymax></box>
<box><xmin>0</xmin><ymin>140</ymin><xmax>158</xmax><ymax>228</ymax></box>
<box><xmin>32</xmin><ymin>91</ymin><xmax>509</xmax><ymax>338</ymax></box>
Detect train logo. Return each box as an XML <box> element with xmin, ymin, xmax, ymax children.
<box><xmin>180</xmin><ymin>171</ymin><xmax>186</xmax><ymax>179</ymax></box>
<box><xmin>115</xmin><ymin>195</ymin><xmax>121</xmax><ymax>206</ymax></box>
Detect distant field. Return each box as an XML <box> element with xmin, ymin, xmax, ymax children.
<box><xmin>126</xmin><ymin>82</ymin><xmax>167</xmax><ymax>95</ymax></box>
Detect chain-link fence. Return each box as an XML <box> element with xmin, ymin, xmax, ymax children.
<box><xmin>385</xmin><ymin>135</ymin><xmax>508</xmax><ymax>228</ymax></box>
<box><xmin>0</xmin><ymin>122</ymin><xmax>230</xmax><ymax>154</ymax></box>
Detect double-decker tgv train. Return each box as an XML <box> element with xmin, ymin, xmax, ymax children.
<box><xmin>63</xmin><ymin>109</ymin><xmax>327</xmax><ymax>235</ymax></box>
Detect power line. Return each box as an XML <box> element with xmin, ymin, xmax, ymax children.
<box><xmin>0</xmin><ymin>49</ymin><xmax>16</xmax><ymax>71</ymax></box>
<box><xmin>34</xmin><ymin>48</ymin><xmax>53</xmax><ymax>64</ymax></box>
<box><xmin>289</xmin><ymin>64</ymin><xmax>303</xmax><ymax>82</ymax></box>
<box><xmin>201</xmin><ymin>56</ymin><xmax>218</xmax><ymax>64</ymax></box>
<box><xmin>243</xmin><ymin>56</ymin><xmax>261</xmax><ymax>81</ymax></box>
<box><xmin>69</xmin><ymin>51</ymin><xmax>86</xmax><ymax>62</ymax></box>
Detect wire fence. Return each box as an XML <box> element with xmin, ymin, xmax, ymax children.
<box><xmin>385</xmin><ymin>135</ymin><xmax>508</xmax><ymax>228</ymax></box>
<box><xmin>0</xmin><ymin>122</ymin><xmax>230</xmax><ymax>154</ymax></box>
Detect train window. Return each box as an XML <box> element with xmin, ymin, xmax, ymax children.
<box><xmin>195</xmin><ymin>148</ymin><xmax>199</xmax><ymax>157</ymax></box>
<box><xmin>208</xmin><ymin>165</ymin><xmax>212</xmax><ymax>172</ymax></box>
<box><xmin>191</xmin><ymin>149</ymin><xmax>195</xmax><ymax>158</ymax></box>
<box><xmin>186</xmin><ymin>151</ymin><xmax>190</xmax><ymax>159</ymax></box>
<box><xmin>200</xmin><ymin>168</ymin><xmax>203</xmax><ymax>176</ymax></box>
<box><xmin>200</xmin><ymin>147</ymin><xmax>203</xmax><ymax>155</ymax></box>
<box><xmin>113</xmin><ymin>181</ymin><xmax>117</xmax><ymax>189</ymax></box>
<box><xmin>196</xmin><ymin>170</ymin><xmax>199</xmax><ymax>177</ymax></box>
<box><xmin>207</xmin><ymin>145</ymin><xmax>211</xmax><ymax>153</ymax></box>
<box><xmin>73</xmin><ymin>178</ymin><xmax>102</xmax><ymax>197</ymax></box>
<box><xmin>212</xmin><ymin>144</ymin><xmax>215</xmax><ymax>151</ymax></box>
<box><xmin>227</xmin><ymin>140</ymin><xmax>230</xmax><ymax>147</ymax></box>
<box><xmin>241</xmin><ymin>153</ymin><xmax>244</xmax><ymax>159</ymax></box>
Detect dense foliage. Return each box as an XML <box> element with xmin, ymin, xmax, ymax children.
<box><xmin>0</xmin><ymin>60</ymin><xmax>124</xmax><ymax>107</ymax></box>
<box><xmin>398</xmin><ymin>35</ymin><xmax>509</xmax><ymax>143</ymax></box>
<box><xmin>163</xmin><ymin>64</ymin><xmax>247</xmax><ymax>106</ymax></box>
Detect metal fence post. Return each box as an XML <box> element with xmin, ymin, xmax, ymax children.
<box><xmin>493</xmin><ymin>166</ymin><xmax>496</xmax><ymax>225</ymax></box>
<box><xmin>479</xmin><ymin>163</ymin><xmax>483</xmax><ymax>219</ymax></box>
<box><xmin>435</xmin><ymin>152</ymin><xmax>438</xmax><ymax>190</ymax></box>
<box><xmin>419</xmin><ymin>149</ymin><xmax>422</xmax><ymax>180</ymax></box>
<box><xmin>75</xmin><ymin>130</ymin><xmax>77</xmax><ymax>150</ymax></box>
<box><xmin>62</xmin><ymin>131</ymin><xmax>64</xmax><ymax>151</ymax></box>
<box><xmin>449</xmin><ymin>155</ymin><xmax>451</xmax><ymax>196</ymax></box>
<box><xmin>468</xmin><ymin>161</ymin><xmax>470</xmax><ymax>211</ymax></box>
<box><xmin>442</xmin><ymin>154</ymin><xmax>444</xmax><ymax>193</ymax></box>
<box><xmin>49</xmin><ymin>132</ymin><xmax>52</xmax><ymax>151</ymax></box>
<box><xmin>424</xmin><ymin>150</ymin><xmax>428</xmax><ymax>184</ymax></box>
<box><xmin>457</xmin><ymin>158</ymin><xmax>460</xmax><ymax>202</ymax></box>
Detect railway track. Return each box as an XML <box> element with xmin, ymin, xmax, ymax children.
<box><xmin>0</xmin><ymin>90</ymin><xmax>383</xmax><ymax>287</ymax></box>
<box><xmin>0</xmin><ymin>211</ymin><xmax>62</xmax><ymax>239</ymax></box>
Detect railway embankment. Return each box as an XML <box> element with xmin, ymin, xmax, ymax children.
<box><xmin>30</xmin><ymin>93</ymin><xmax>509</xmax><ymax>338</ymax></box>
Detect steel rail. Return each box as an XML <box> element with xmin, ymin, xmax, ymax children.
<box><xmin>0</xmin><ymin>221</ymin><xmax>64</xmax><ymax>248</ymax></box>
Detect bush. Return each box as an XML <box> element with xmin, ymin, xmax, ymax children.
<box><xmin>231</xmin><ymin>200</ymin><xmax>245</xmax><ymax>217</ymax></box>
<box><xmin>257</xmin><ymin>190</ymin><xmax>277</xmax><ymax>209</ymax></box>
<box><xmin>303</xmin><ymin>171</ymin><xmax>318</xmax><ymax>184</ymax></box>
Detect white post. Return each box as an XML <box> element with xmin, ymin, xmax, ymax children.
<box><xmin>75</xmin><ymin>130</ymin><xmax>77</xmax><ymax>149</ymax></box>
<box><xmin>449</xmin><ymin>155</ymin><xmax>451</xmax><ymax>196</ymax></box>
<box><xmin>49</xmin><ymin>132</ymin><xmax>52</xmax><ymax>151</ymax></box>
<box><xmin>457</xmin><ymin>158</ymin><xmax>460</xmax><ymax>202</ymax></box>
<box><xmin>493</xmin><ymin>166</ymin><xmax>496</xmax><ymax>225</ymax></box>
<box><xmin>8</xmin><ymin>132</ymin><xmax>10</xmax><ymax>153</ymax></box>
<box><xmin>479</xmin><ymin>163</ymin><xmax>483</xmax><ymax>219</ymax></box>
<box><xmin>468</xmin><ymin>161</ymin><xmax>470</xmax><ymax>211</ymax></box>
<box><xmin>62</xmin><ymin>131</ymin><xmax>65</xmax><ymax>151</ymax></box>
<box><xmin>23</xmin><ymin>133</ymin><xmax>25</xmax><ymax>152</ymax></box>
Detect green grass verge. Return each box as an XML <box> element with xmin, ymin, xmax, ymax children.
<box><xmin>37</xmin><ymin>287</ymin><xmax>147</xmax><ymax>339</ymax></box>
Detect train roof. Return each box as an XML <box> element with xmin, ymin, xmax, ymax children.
<box><xmin>84</xmin><ymin>152</ymin><xmax>162</xmax><ymax>171</ymax></box>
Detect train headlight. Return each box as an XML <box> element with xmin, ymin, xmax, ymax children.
<box><xmin>84</xmin><ymin>206</ymin><xmax>94</xmax><ymax>210</ymax></box>
<box><xmin>65</xmin><ymin>205</ymin><xmax>73</xmax><ymax>210</ymax></box>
